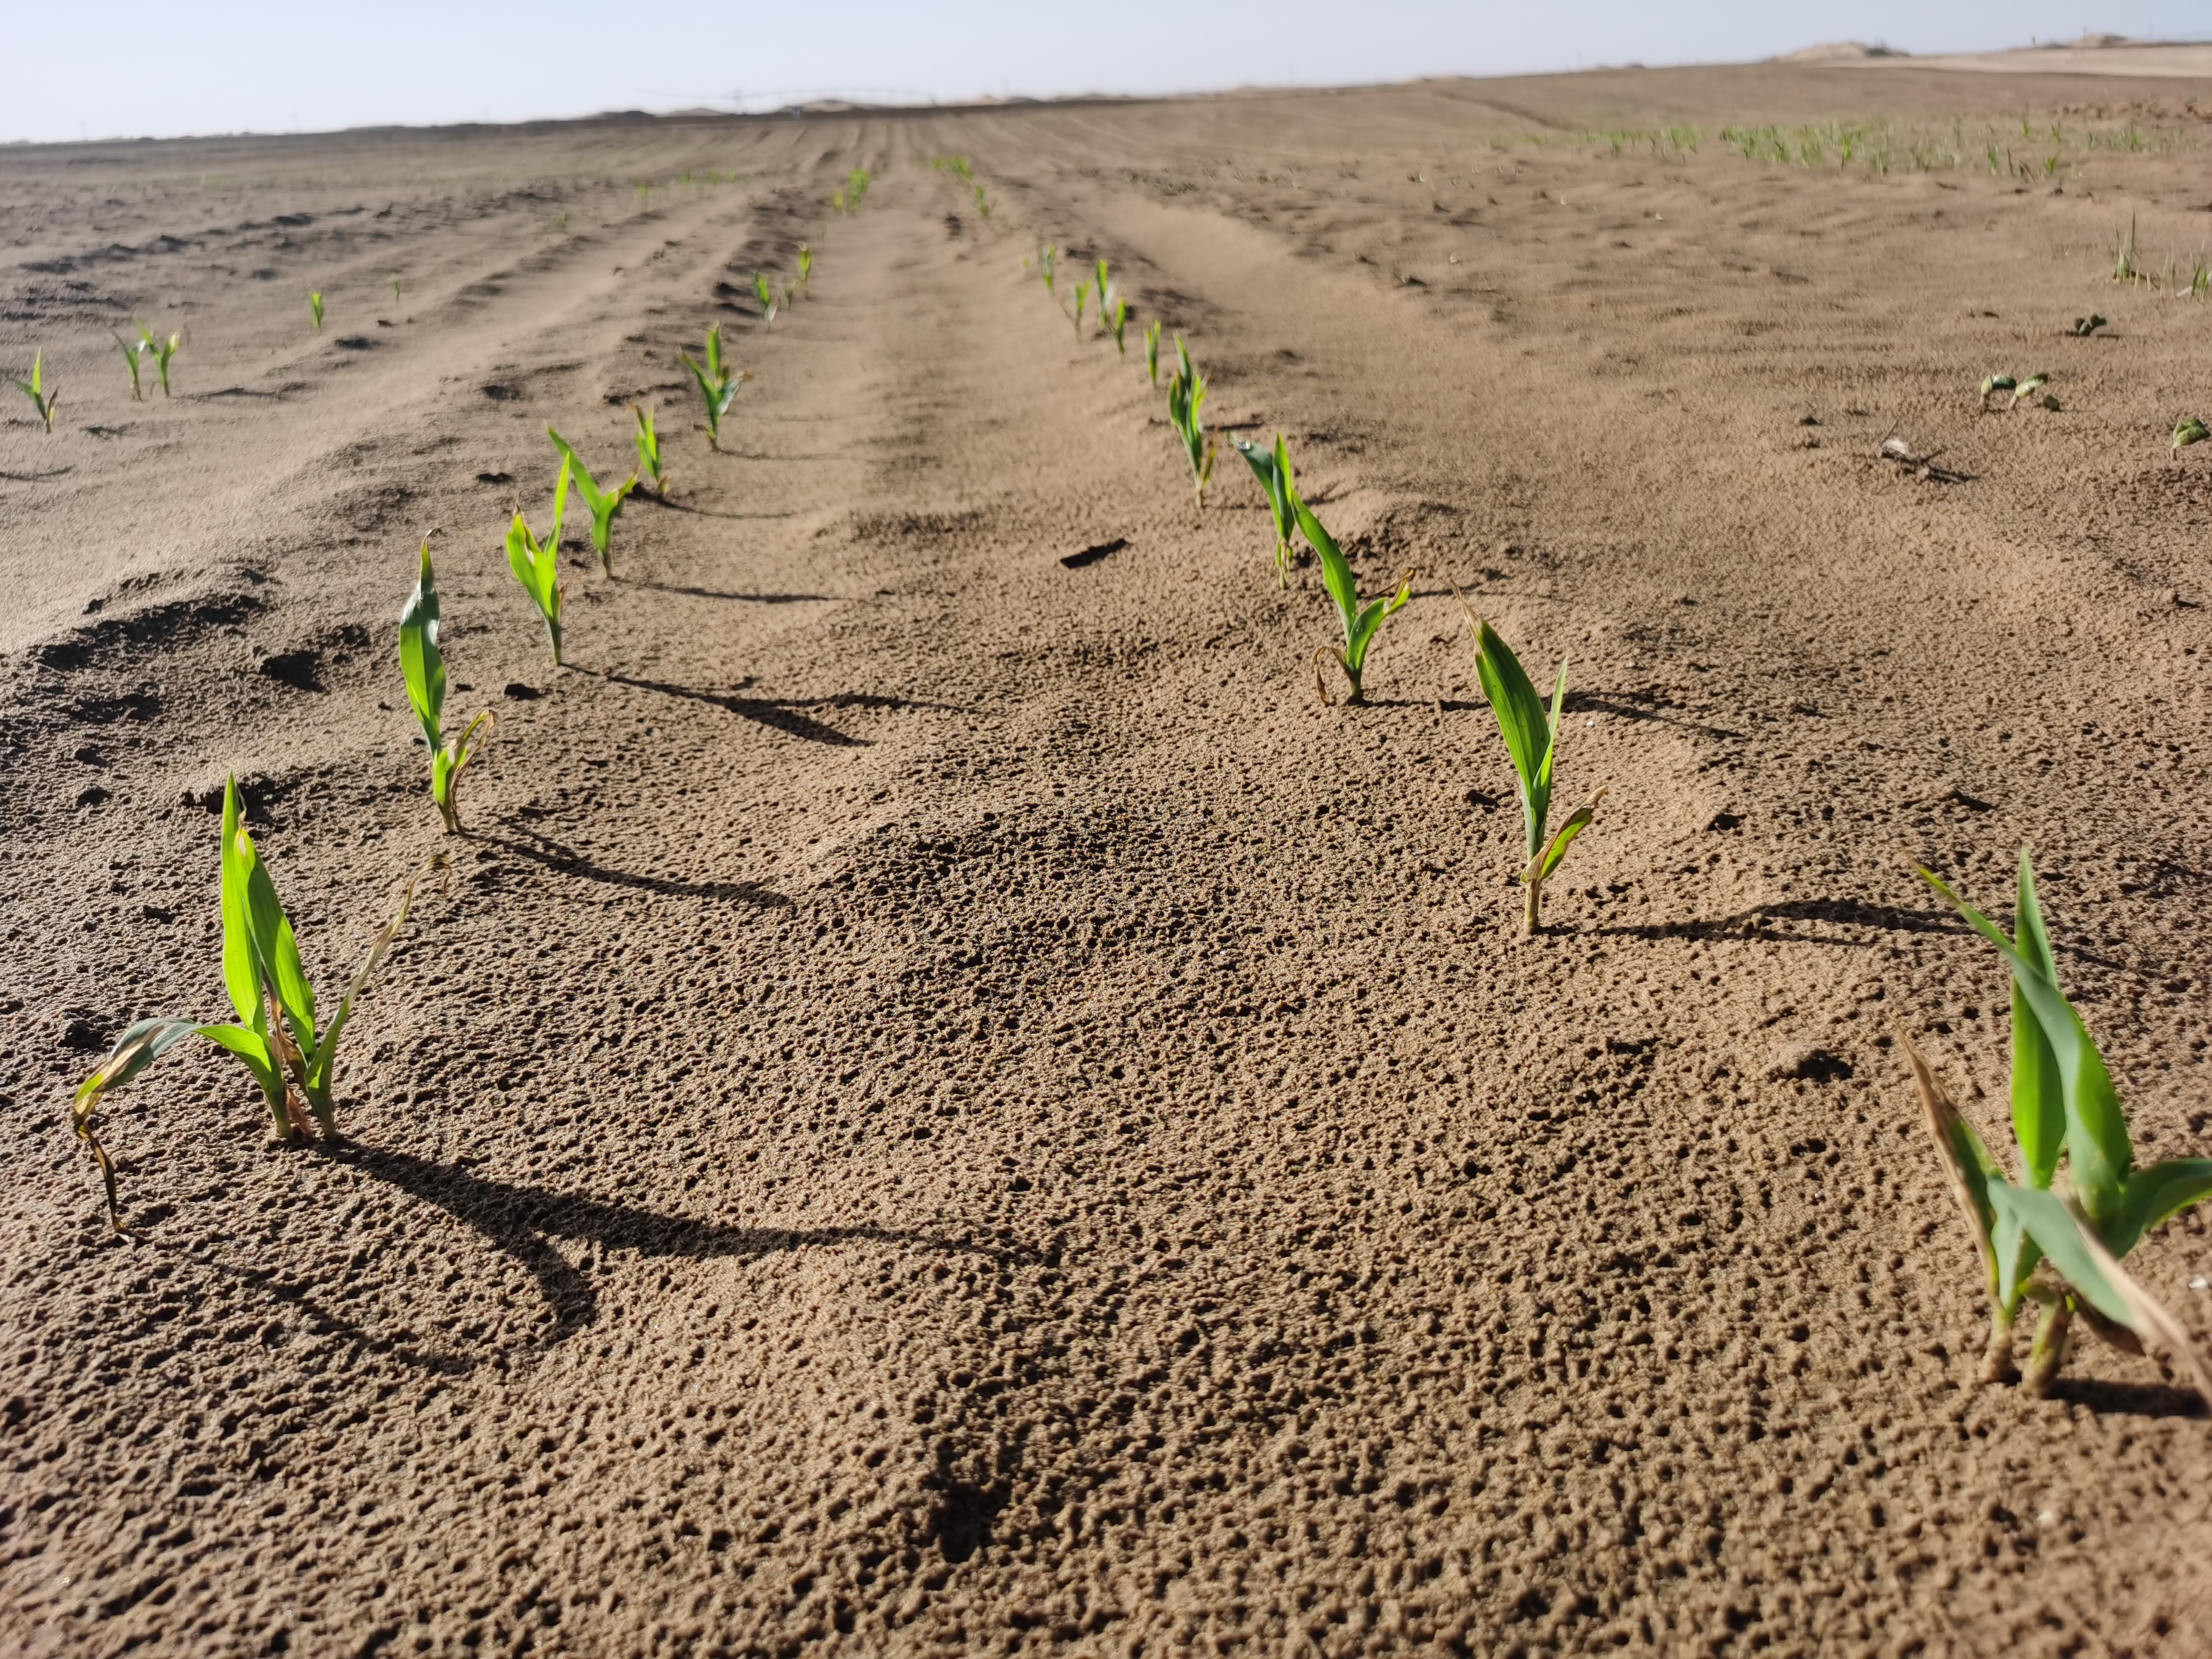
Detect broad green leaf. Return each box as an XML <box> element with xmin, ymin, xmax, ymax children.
<box><xmin>505</xmin><ymin>512</ymin><xmax>542</xmax><ymax>600</ymax></box>
<box><xmin>1294</xmin><ymin>496</ymin><xmax>1361</xmax><ymax>645</ymax></box>
<box><xmin>397</xmin><ymin>540</ymin><xmax>445</xmax><ymax>751</ymax></box>
<box><xmin>549</xmin><ymin>457</ymin><xmax>570</xmax><ymax>551</ymax></box>
<box><xmin>238</xmin><ymin>825</ymin><xmax>315</xmax><ymax>1047</ymax></box>
<box><xmin>74</xmin><ymin>1017</ymin><xmax>207</xmax><ymax>1118</ymax></box>
<box><xmin>2009</xmin><ymin>854</ymin><xmax>2064</xmax><ymax>1187</ymax></box>
<box><xmin>1345</xmin><ymin>577</ymin><xmax>1412</xmax><ymax>671</ymax></box>
<box><xmin>2107</xmin><ymin>1158</ymin><xmax>2212</xmax><ymax>1258</ymax></box>
<box><xmin>1986</xmin><ymin>1182</ymin><xmax>2134</xmax><ymax>1327</ymax></box>
<box><xmin>1473</xmin><ymin>621</ymin><xmax>1555</xmax><ymax>841</ymax></box>
<box><xmin>219</xmin><ymin>779</ymin><xmax>263</xmax><ymax>1030</ymax></box>
<box><xmin>196</xmin><ymin>1022</ymin><xmax>285</xmax><ymax>1108</ymax></box>
<box><xmin>1922</xmin><ymin>866</ymin><xmax>2132</xmax><ymax>1226</ymax></box>
<box><xmin>548</xmin><ymin>428</ymin><xmax>603</xmax><ymax>509</ymax></box>
<box><xmin>1533</xmin><ymin>791</ymin><xmax>1601</xmax><ymax>882</ymax></box>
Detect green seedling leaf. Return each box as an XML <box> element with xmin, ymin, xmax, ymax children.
<box><xmin>1295</xmin><ymin>492</ymin><xmax>1410</xmax><ymax>706</ymax></box>
<box><xmin>1105</xmin><ymin>296</ymin><xmax>1128</xmax><ymax>356</ymax></box>
<box><xmin>399</xmin><ymin>535</ymin><xmax>495</xmax><ymax>833</ymax></box>
<box><xmin>72</xmin><ymin>780</ymin><xmax>444</xmax><ymax>1228</ymax></box>
<box><xmin>1232</xmin><ymin>432</ymin><xmax>1298</xmax><ymax>587</ymax></box>
<box><xmin>1922</xmin><ymin>856</ymin><xmax>2131</xmax><ymax>1228</ymax></box>
<box><xmin>973</xmin><ymin>184</ymin><xmax>991</xmax><ymax>221</ymax></box>
<box><xmin>2011</xmin><ymin>372</ymin><xmax>2049</xmax><ymax>404</ymax></box>
<box><xmin>8</xmin><ymin>349</ymin><xmax>59</xmax><ymax>432</ymax></box>
<box><xmin>796</xmin><ymin>244</ymin><xmax>813</xmax><ymax>298</ymax></box>
<box><xmin>679</xmin><ymin>324</ymin><xmax>749</xmax><ymax>449</ymax></box>
<box><xmin>2106</xmin><ymin>1159</ymin><xmax>2212</xmax><ymax>1258</ymax></box>
<box><xmin>135</xmin><ymin>323</ymin><xmax>181</xmax><ymax>396</ymax></box>
<box><xmin>309</xmin><ymin>290</ymin><xmax>324</xmax><ymax>330</ymax></box>
<box><xmin>547</xmin><ymin>427</ymin><xmax>637</xmax><ymax>575</ymax></box>
<box><xmin>506</xmin><ymin>460</ymin><xmax>571</xmax><ymax>665</ymax></box>
<box><xmin>2174</xmin><ymin>417</ymin><xmax>2208</xmax><ymax>452</ymax></box>
<box><xmin>390</xmin><ymin>273</ymin><xmax>401</xmax><ymax>300</ymax></box>
<box><xmin>114</xmin><ymin>332</ymin><xmax>146</xmax><ymax>401</ymax></box>
<box><xmin>752</xmin><ymin>271</ymin><xmax>780</xmax><ymax>327</ymax></box>
<box><xmin>1144</xmin><ymin>320</ymin><xmax>1162</xmax><ymax>386</ymax></box>
<box><xmin>631</xmin><ymin>403</ymin><xmax>669</xmax><ymax>495</ymax></box>
<box><xmin>1452</xmin><ymin>594</ymin><xmax>1595</xmax><ymax>934</ymax></box>
<box><xmin>1165</xmin><ymin>338</ymin><xmax>1215</xmax><ymax>509</ymax></box>
<box><xmin>1073</xmin><ymin>281</ymin><xmax>1090</xmax><ymax>338</ymax></box>
<box><xmin>1038</xmin><ymin>244</ymin><xmax>1057</xmax><ymax>293</ymax></box>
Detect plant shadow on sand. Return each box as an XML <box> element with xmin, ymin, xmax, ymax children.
<box><xmin>334</xmin><ymin>1145</ymin><xmax>1025</xmax><ymax>1343</ymax></box>
<box><xmin>478</xmin><ymin>822</ymin><xmax>793</xmax><ymax>905</ymax></box>
<box><xmin>2045</xmin><ymin>1375</ymin><xmax>2208</xmax><ymax>1420</ymax></box>
<box><xmin>606</xmin><ymin>672</ymin><xmax>957</xmax><ymax>747</ymax></box>
<box><xmin>1593</xmin><ymin>898</ymin><xmax>1976</xmax><ymax>946</ymax></box>
<box><xmin>620</xmin><ymin>580</ymin><xmax>832</xmax><ymax>603</ymax></box>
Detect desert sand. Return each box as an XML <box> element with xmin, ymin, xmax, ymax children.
<box><xmin>4</xmin><ymin>57</ymin><xmax>2211</xmax><ymax>1657</ymax></box>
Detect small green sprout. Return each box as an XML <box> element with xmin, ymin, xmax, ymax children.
<box><xmin>546</xmin><ymin>426</ymin><xmax>637</xmax><ymax>575</ymax></box>
<box><xmin>398</xmin><ymin>535</ymin><xmax>495</xmax><ymax>834</ymax></box>
<box><xmin>1911</xmin><ymin>853</ymin><xmax>2212</xmax><ymax>1403</ymax></box>
<box><xmin>506</xmin><ymin>460</ymin><xmax>571</xmax><ymax>665</ymax></box>
<box><xmin>796</xmin><ymin>244</ymin><xmax>813</xmax><ymax>298</ymax></box>
<box><xmin>1165</xmin><ymin>338</ymin><xmax>1216</xmax><ymax>508</ymax></box>
<box><xmin>752</xmin><ymin>270</ymin><xmax>780</xmax><ymax>327</ymax></box>
<box><xmin>1299</xmin><ymin>492</ymin><xmax>1411</xmax><ymax>708</ymax></box>
<box><xmin>1144</xmin><ymin>320</ymin><xmax>1162</xmax><ymax>385</ymax></box>
<box><xmin>631</xmin><ymin>403</ymin><xmax>669</xmax><ymax>496</ymax></box>
<box><xmin>309</xmin><ymin>290</ymin><xmax>324</xmax><ymax>330</ymax></box>
<box><xmin>2112</xmin><ymin>214</ymin><xmax>2140</xmax><ymax>284</ymax></box>
<box><xmin>8</xmin><ymin>350</ymin><xmax>59</xmax><ymax>432</ymax></box>
<box><xmin>390</xmin><ymin>272</ymin><xmax>402</xmax><ymax>300</ymax></box>
<box><xmin>1456</xmin><ymin>602</ymin><xmax>1603</xmax><ymax>934</ymax></box>
<box><xmin>2174</xmin><ymin>417</ymin><xmax>2208</xmax><ymax>454</ymax></box>
<box><xmin>136</xmin><ymin>323</ymin><xmax>181</xmax><ymax>397</ymax></box>
<box><xmin>1232</xmin><ymin>432</ymin><xmax>1297</xmax><ymax>586</ymax></box>
<box><xmin>1037</xmin><ymin>243</ymin><xmax>1057</xmax><ymax>293</ymax></box>
<box><xmin>1979</xmin><ymin>372</ymin><xmax>2016</xmax><ymax>408</ymax></box>
<box><xmin>1105</xmin><ymin>295</ymin><xmax>1128</xmax><ymax>355</ymax></box>
<box><xmin>1094</xmin><ymin>258</ymin><xmax>1111</xmax><ymax>304</ymax></box>
<box><xmin>2070</xmin><ymin>313</ymin><xmax>2107</xmax><ymax>337</ymax></box>
<box><xmin>2010</xmin><ymin>372</ymin><xmax>2049</xmax><ymax>408</ymax></box>
<box><xmin>831</xmin><ymin>187</ymin><xmax>847</xmax><ymax>214</ymax></box>
<box><xmin>973</xmin><ymin>184</ymin><xmax>991</xmax><ymax>221</ymax></box>
<box><xmin>1071</xmin><ymin>280</ymin><xmax>1090</xmax><ymax>338</ymax></box>
<box><xmin>679</xmin><ymin>324</ymin><xmax>750</xmax><ymax>449</ymax></box>
<box><xmin>70</xmin><ymin>776</ymin><xmax>440</xmax><ymax>1230</ymax></box>
<box><xmin>115</xmin><ymin>332</ymin><xmax>147</xmax><ymax>401</ymax></box>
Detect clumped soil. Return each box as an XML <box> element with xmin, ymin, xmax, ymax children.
<box><xmin>4</xmin><ymin>62</ymin><xmax>2211</xmax><ymax>1658</ymax></box>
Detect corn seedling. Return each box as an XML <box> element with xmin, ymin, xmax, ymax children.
<box><xmin>2112</xmin><ymin>215</ymin><xmax>2142</xmax><ymax>284</ymax></box>
<box><xmin>1300</xmin><ymin>492</ymin><xmax>1412</xmax><ymax>709</ymax></box>
<box><xmin>1456</xmin><ymin>603</ymin><xmax>1603</xmax><ymax>934</ymax></box>
<box><xmin>2070</xmin><ymin>313</ymin><xmax>2106</xmax><ymax>337</ymax></box>
<box><xmin>136</xmin><ymin>323</ymin><xmax>181</xmax><ymax>397</ymax></box>
<box><xmin>1144</xmin><ymin>319</ymin><xmax>1162</xmax><ymax>386</ymax></box>
<box><xmin>752</xmin><ymin>270</ymin><xmax>782</xmax><ymax>327</ymax></box>
<box><xmin>398</xmin><ymin>536</ymin><xmax>494</xmax><ymax>833</ymax></box>
<box><xmin>114</xmin><ymin>332</ymin><xmax>147</xmax><ymax>401</ymax></box>
<box><xmin>830</xmin><ymin>187</ymin><xmax>847</xmax><ymax>214</ymax></box>
<box><xmin>390</xmin><ymin>272</ymin><xmax>402</xmax><ymax>300</ymax></box>
<box><xmin>1036</xmin><ymin>243</ymin><xmax>1058</xmax><ymax>294</ymax></box>
<box><xmin>1232</xmin><ymin>432</ymin><xmax>1297</xmax><ymax>586</ymax></box>
<box><xmin>680</xmin><ymin>324</ymin><xmax>749</xmax><ymax>449</ymax></box>
<box><xmin>506</xmin><ymin>460</ymin><xmax>571</xmax><ymax>665</ymax></box>
<box><xmin>309</xmin><ymin>289</ymin><xmax>324</xmax><ymax>330</ymax></box>
<box><xmin>546</xmin><ymin>427</ymin><xmax>637</xmax><ymax>575</ymax></box>
<box><xmin>1979</xmin><ymin>373</ymin><xmax>2016</xmax><ymax>409</ymax></box>
<box><xmin>2176</xmin><ymin>417</ymin><xmax>2209</xmax><ymax>454</ymax></box>
<box><xmin>1165</xmin><ymin>339</ymin><xmax>1216</xmax><ymax>508</ymax></box>
<box><xmin>631</xmin><ymin>403</ymin><xmax>670</xmax><ymax>496</ymax></box>
<box><xmin>7</xmin><ymin>350</ymin><xmax>58</xmax><ymax>432</ymax></box>
<box><xmin>70</xmin><ymin>776</ymin><xmax>441</xmax><ymax>1230</ymax></box>
<box><xmin>2010</xmin><ymin>373</ymin><xmax>2049</xmax><ymax>409</ymax></box>
<box><xmin>973</xmin><ymin>185</ymin><xmax>991</xmax><ymax>221</ymax></box>
<box><xmin>796</xmin><ymin>244</ymin><xmax>813</xmax><ymax>298</ymax></box>
<box><xmin>1911</xmin><ymin>854</ymin><xmax>2212</xmax><ymax>1403</ymax></box>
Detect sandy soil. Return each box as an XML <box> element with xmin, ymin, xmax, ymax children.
<box><xmin>4</xmin><ymin>61</ymin><xmax>2212</xmax><ymax>1657</ymax></box>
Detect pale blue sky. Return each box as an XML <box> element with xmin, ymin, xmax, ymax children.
<box><xmin>8</xmin><ymin>2</ymin><xmax>2211</xmax><ymax>145</ymax></box>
